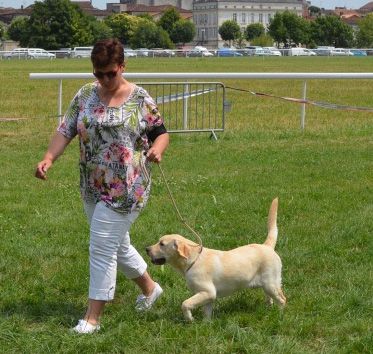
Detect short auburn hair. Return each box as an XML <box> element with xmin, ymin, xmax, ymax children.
<box><xmin>91</xmin><ymin>38</ymin><xmax>124</xmax><ymax>68</ymax></box>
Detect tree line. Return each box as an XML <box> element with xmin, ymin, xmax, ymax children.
<box><xmin>219</xmin><ymin>10</ymin><xmax>373</xmax><ymax>48</ymax></box>
<box><xmin>0</xmin><ymin>0</ymin><xmax>195</xmax><ymax>49</ymax></box>
<box><xmin>1</xmin><ymin>0</ymin><xmax>373</xmax><ymax>49</ymax></box>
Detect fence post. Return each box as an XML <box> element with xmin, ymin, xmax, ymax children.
<box><xmin>183</xmin><ymin>83</ymin><xmax>189</xmax><ymax>130</ymax></box>
<box><xmin>58</xmin><ymin>79</ymin><xmax>63</xmax><ymax>124</ymax></box>
<box><xmin>300</xmin><ymin>81</ymin><xmax>307</xmax><ymax>130</ymax></box>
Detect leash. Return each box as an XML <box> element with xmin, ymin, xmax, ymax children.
<box><xmin>157</xmin><ymin>164</ymin><xmax>203</xmax><ymax>248</ymax></box>
<box><xmin>140</xmin><ymin>155</ymin><xmax>203</xmax><ymax>270</ymax></box>
<box><xmin>157</xmin><ymin>163</ymin><xmax>203</xmax><ymax>271</ymax></box>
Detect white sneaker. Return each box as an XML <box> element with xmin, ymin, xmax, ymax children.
<box><xmin>135</xmin><ymin>282</ymin><xmax>163</xmax><ymax>311</ymax></box>
<box><xmin>71</xmin><ymin>319</ymin><xmax>100</xmax><ymax>334</ymax></box>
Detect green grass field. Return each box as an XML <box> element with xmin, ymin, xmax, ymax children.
<box><xmin>0</xmin><ymin>57</ymin><xmax>372</xmax><ymax>353</ymax></box>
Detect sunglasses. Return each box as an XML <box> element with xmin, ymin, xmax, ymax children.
<box><xmin>93</xmin><ymin>66</ymin><xmax>121</xmax><ymax>80</ymax></box>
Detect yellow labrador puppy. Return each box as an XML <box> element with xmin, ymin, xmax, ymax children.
<box><xmin>146</xmin><ymin>198</ymin><xmax>286</xmax><ymax>321</ymax></box>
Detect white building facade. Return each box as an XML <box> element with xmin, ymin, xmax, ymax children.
<box><xmin>193</xmin><ymin>0</ymin><xmax>306</xmax><ymax>47</ymax></box>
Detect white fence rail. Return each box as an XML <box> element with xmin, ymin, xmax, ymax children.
<box><xmin>30</xmin><ymin>72</ymin><xmax>373</xmax><ymax>130</ymax></box>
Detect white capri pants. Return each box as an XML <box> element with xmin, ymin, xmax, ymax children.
<box><xmin>84</xmin><ymin>201</ymin><xmax>147</xmax><ymax>301</ymax></box>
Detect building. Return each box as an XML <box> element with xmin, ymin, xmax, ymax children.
<box><xmin>359</xmin><ymin>1</ymin><xmax>373</xmax><ymax>14</ymax></box>
<box><xmin>72</xmin><ymin>1</ymin><xmax>111</xmax><ymax>19</ymax></box>
<box><xmin>193</xmin><ymin>0</ymin><xmax>307</xmax><ymax>47</ymax></box>
<box><xmin>107</xmin><ymin>3</ymin><xmax>192</xmax><ymax>20</ymax></box>
<box><xmin>108</xmin><ymin>0</ymin><xmax>193</xmax><ymax>11</ymax></box>
<box><xmin>0</xmin><ymin>6</ymin><xmax>32</xmax><ymax>25</ymax></box>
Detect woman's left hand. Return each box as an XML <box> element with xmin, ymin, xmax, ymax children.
<box><xmin>146</xmin><ymin>133</ymin><xmax>169</xmax><ymax>163</ymax></box>
<box><xmin>146</xmin><ymin>147</ymin><xmax>162</xmax><ymax>163</ymax></box>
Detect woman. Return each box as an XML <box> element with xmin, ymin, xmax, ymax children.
<box><xmin>35</xmin><ymin>38</ymin><xmax>169</xmax><ymax>334</ymax></box>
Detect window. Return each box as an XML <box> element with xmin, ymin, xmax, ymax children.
<box><xmin>241</xmin><ymin>13</ymin><xmax>246</xmax><ymax>24</ymax></box>
<box><xmin>259</xmin><ymin>13</ymin><xmax>263</xmax><ymax>23</ymax></box>
<box><xmin>233</xmin><ymin>13</ymin><xmax>237</xmax><ymax>22</ymax></box>
<box><xmin>251</xmin><ymin>13</ymin><xmax>254</xmax><ymax>23</ymax></box>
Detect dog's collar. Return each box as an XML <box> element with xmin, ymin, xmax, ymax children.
<box><xmin>185</xmin><ymin>246</ymin><xmax>203</xmax><ymax>273</ymax></box>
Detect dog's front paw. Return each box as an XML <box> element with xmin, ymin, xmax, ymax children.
<box><xmin>182</xmin><ymin>302</ymin><xmax>194</xmax><ymax>322</ymax></box>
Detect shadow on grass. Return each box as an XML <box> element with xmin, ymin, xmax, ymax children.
<box><xmin>0</xmin><ymin>298</ymin><xmax>84</xmax><ymax>326</ymax></box>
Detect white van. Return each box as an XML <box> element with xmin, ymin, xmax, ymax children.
<box><xmin>289</xmin><ymin>48</ymin><xmax>316</xmax><ymax>56</ymax></box>
<box><xmin>330</xmin><ymin>48</ymin><xmax>353</xmax><ymax>56</ymax></box>
<box><xmin>71</xmin><ymin>46</ymin><xmax>93</xmax><ymax>58</ymax></box>
<box><xmin>4</xmin><ymin>48</ymin><xmax>55</xmax><ymax>59</ymax></box>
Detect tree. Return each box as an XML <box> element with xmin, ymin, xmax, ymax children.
<box><xmin>105</xmin><ymin>13</ymin><xmax>142</xmax><ymax>46</ymax></box>
<box><xmin>234</xmin><ymin>31</ymin><xmax>246</xmax><ymax>48</ymax></box>
<box><xmin>157</xmin><ymin>7</ymin><xmax>181</xmax><ymax>36</ymax></box>
<box><xmin>282</xmin><ymin>11</ymin><xmax>309</xmax><ymax>46</ymax></box>
<box><xmin>309</xmin><ymin>6</ymin><xmax>321</xmax><ymax>17</ymax></box>
<box><xmin>251</xmin><ymin>34</ymin><xmax>274</xmax><ymax>47</ymax></box>
<box><xmin>170</xmin><ymin>19</ymin><xmax>196</xmax><ymax>46</ymax></box>
<box><xmin>89</xmin><ymin>18</ymin><xmax>113</xmax><ymax>43</ymax></box>
<box><xmin>219</xmin><ymin>20</ymin><xmax>241</xmax><ymax>46</ymax></box>
<box><xmin>356</xmin><ymin>13</ymin><xmax>373</xmax><ymax>47</ymax></box>
<box><xmin>7</xmin><ymin>17</ymin><xmax>30</xmax><ymax>46</ymax></box>
<box><xmin>9</xmin><ymin>0</ymin><xmax>96</xmax><ymax>49</ymax></box>
<box><xmin>310</xmin><ymin>15</ymin><xmax>353</xmax><ymax>47</ymax></box>
<box><xmin>245</xmin><ymin>23</ymin><xmax>265</xmax><ymax>41</ymax></box>
<box><xmin>0</xmin><ymin>21</ymin><xmax>6</xmax><ymax>40</ymax></box>
<box><xmin>268</xmin><ymin>11</ymin><xmax>309</xmax><ymax>47</ymax></box>
<box><xmin>268</xmin><ymin>12</ymin><xmax>287</xmax><ymax>46</ymax></box>
<box><xmin>129</xmin><ymin>20</ymin><xmax>174</xmax><ymax>49</ymax></box>
<box><xmin>136</xmin><ymin>13</ymin><xmax>154</xmax><ymax>22</ymax></box>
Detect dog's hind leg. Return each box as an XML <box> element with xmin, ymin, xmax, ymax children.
<box><xmin>203</xmin><ymin>302</ymin><xmax>213</xmax><ymax>320</ymax></box>
<box><xmin>265</xmin><ymin>293</ymin><xmax>274</xmax><ymax>306</ymax></box>
<box><xmin>263</xmin><ymin>285</ymin><xmax>286</xmax><ymax>308</ymax></box>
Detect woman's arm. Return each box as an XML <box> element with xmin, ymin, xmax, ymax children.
<box><xmin>35</xmin><ymin>132</ymin><xmax>72</xmax><ymax>180</ymax></box>
<box><xmin>146</xmin><ymin>133</ymin><xmax>169</xmax><ymax>163</ymax></box>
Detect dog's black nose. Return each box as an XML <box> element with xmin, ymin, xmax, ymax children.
<box><xmin>145</xmin><ymin>247</ymin><xmax>150</xmax><ymax>254</ymax></box>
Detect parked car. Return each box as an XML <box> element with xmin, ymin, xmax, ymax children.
<box><xmin>254</xmin><ymin>48</ymin><xmax>277</xmax><ymax>56</ymax></box>
<box><xmin>136</xmin><ymin>48</ymin><xmax>149</xmax><ymax>57</ymax></box>
<box><xmin>55</xmin><ymin>48</ymin><xmax>72</xmax><ymax>58</ymax></box>
<box><xmin>4</xmin><ymin>48</ymin><xmax>55</xmax><ymax>59</ymax></box>
<box><xmin>123</xmin><ymin>49</ymin><xmax>137</xmax><ymax>57</ymax></box>
<box><xmin>244</xmin><ymin>46</ymin><xmax>263</xmax><ymax>56</ymax></box>
<box><xmin>289</xmin><ymin>48</ymin><xmax>316</xmax><ymax>56</ymax></box>
<box><xmin>188</xmin><ymin>46</ymin><xmax>214</xmax><ymax>57</ymax></box>
<box><xmin>70</xmin><ymin>46</ymin><xmax>93</xmax><ymax>58</ymax></box>
<box><xmin>314</xmin><ymin>46</ymin><xmax>334</xmax><ymax>56</ymax></box>
<box><xmin>350</xmin><ymin>49</ymin><xmax>367</xmax><ymax>57</ymax></box>
<box><xmin>217</xmin><ymin>48</ymin><xmax>243</xmax><ymax>57</ymax></box>
<box><xmin>263</xmin><ymin>47</ymin><xmax>282</xmax><ymax>56</ymax></box>
<box><xmin>330</xmin><ymin>48</ymin><xmax>354</xmax><ymax>56</ymax></box>
<box><xmin>151</xmin><ymin>49</ymin><xmax>176</xmax><ymax>57</ymax></box>
<box><xmin>4</xmin><ymin>48</ymin><xmax>28</xmax><ymax>59</ymax></box>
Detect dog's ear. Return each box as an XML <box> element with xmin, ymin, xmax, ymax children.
<box><xmin>174</xmin><ymin>240</ymin><xmax>190</xmax><ymax>259</ymax></box>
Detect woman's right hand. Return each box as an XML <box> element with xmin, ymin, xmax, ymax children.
<box><xmin>35</xmin><ymin>159</ymin><xmax>53</xmax><ymax>180</ymax></box>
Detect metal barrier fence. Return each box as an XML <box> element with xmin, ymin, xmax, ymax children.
<box><xmin>28</xmin><ymin>72</ymin><xmax>226</xmax><ymax>136</ymax></box>
<box><xmin>30</xmin><ymin>72</ymin><xmax>373</xmax><ymax>131</ymax></box>
<box><xmin>138</xmin><ymin>82</ymin><xmax>225</xmax><ymax>137</ymax></box>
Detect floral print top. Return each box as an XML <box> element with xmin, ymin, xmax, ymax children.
<box><xmin>57</xmin><ymin>82</ymin><xmax>165</xmax><ymax>214</ymax></box>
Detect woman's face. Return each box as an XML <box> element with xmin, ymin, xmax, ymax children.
<box><xmin>93</xmin><ymin>63</ymin><xmax>124</xmax><ymax>90</ymax></box>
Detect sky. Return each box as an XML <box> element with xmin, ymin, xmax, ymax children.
<box><xmin>0</xmin><ymin>0</ymin><xmax>370</xmax><ymax>10</ymax></box>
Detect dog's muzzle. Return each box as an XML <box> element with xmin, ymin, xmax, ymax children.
<box><xmin>151</xmin><ymin>257</ymin><xmax>166</xmax><ymax>265</ymax></box>
<box><xmin>146</xmin><ymin>246</ymin><xmax>166</xmax><ymax>265</ymax></box>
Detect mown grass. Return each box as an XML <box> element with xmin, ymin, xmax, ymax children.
<box><xmin>0</xmin><ymin>57</ymin><xmax>372</xmax><ymax>353</ymax></box>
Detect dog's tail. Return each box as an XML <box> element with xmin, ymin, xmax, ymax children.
<box><xmin>264</xmin><ymin>198</ymin><xmax>278</xmax><ymax>249</ymax></box>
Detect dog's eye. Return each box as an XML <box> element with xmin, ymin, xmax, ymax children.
<box><xmin>159</xmin><ymin>241</ymin><xmax>165</xmax><ymax>247</ymax></box>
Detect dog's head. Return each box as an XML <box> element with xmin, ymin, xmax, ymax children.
<box><xmin>146</xmin><ymin>234</ymin><xmax>199</xmax><ymax>271</ymax></box>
